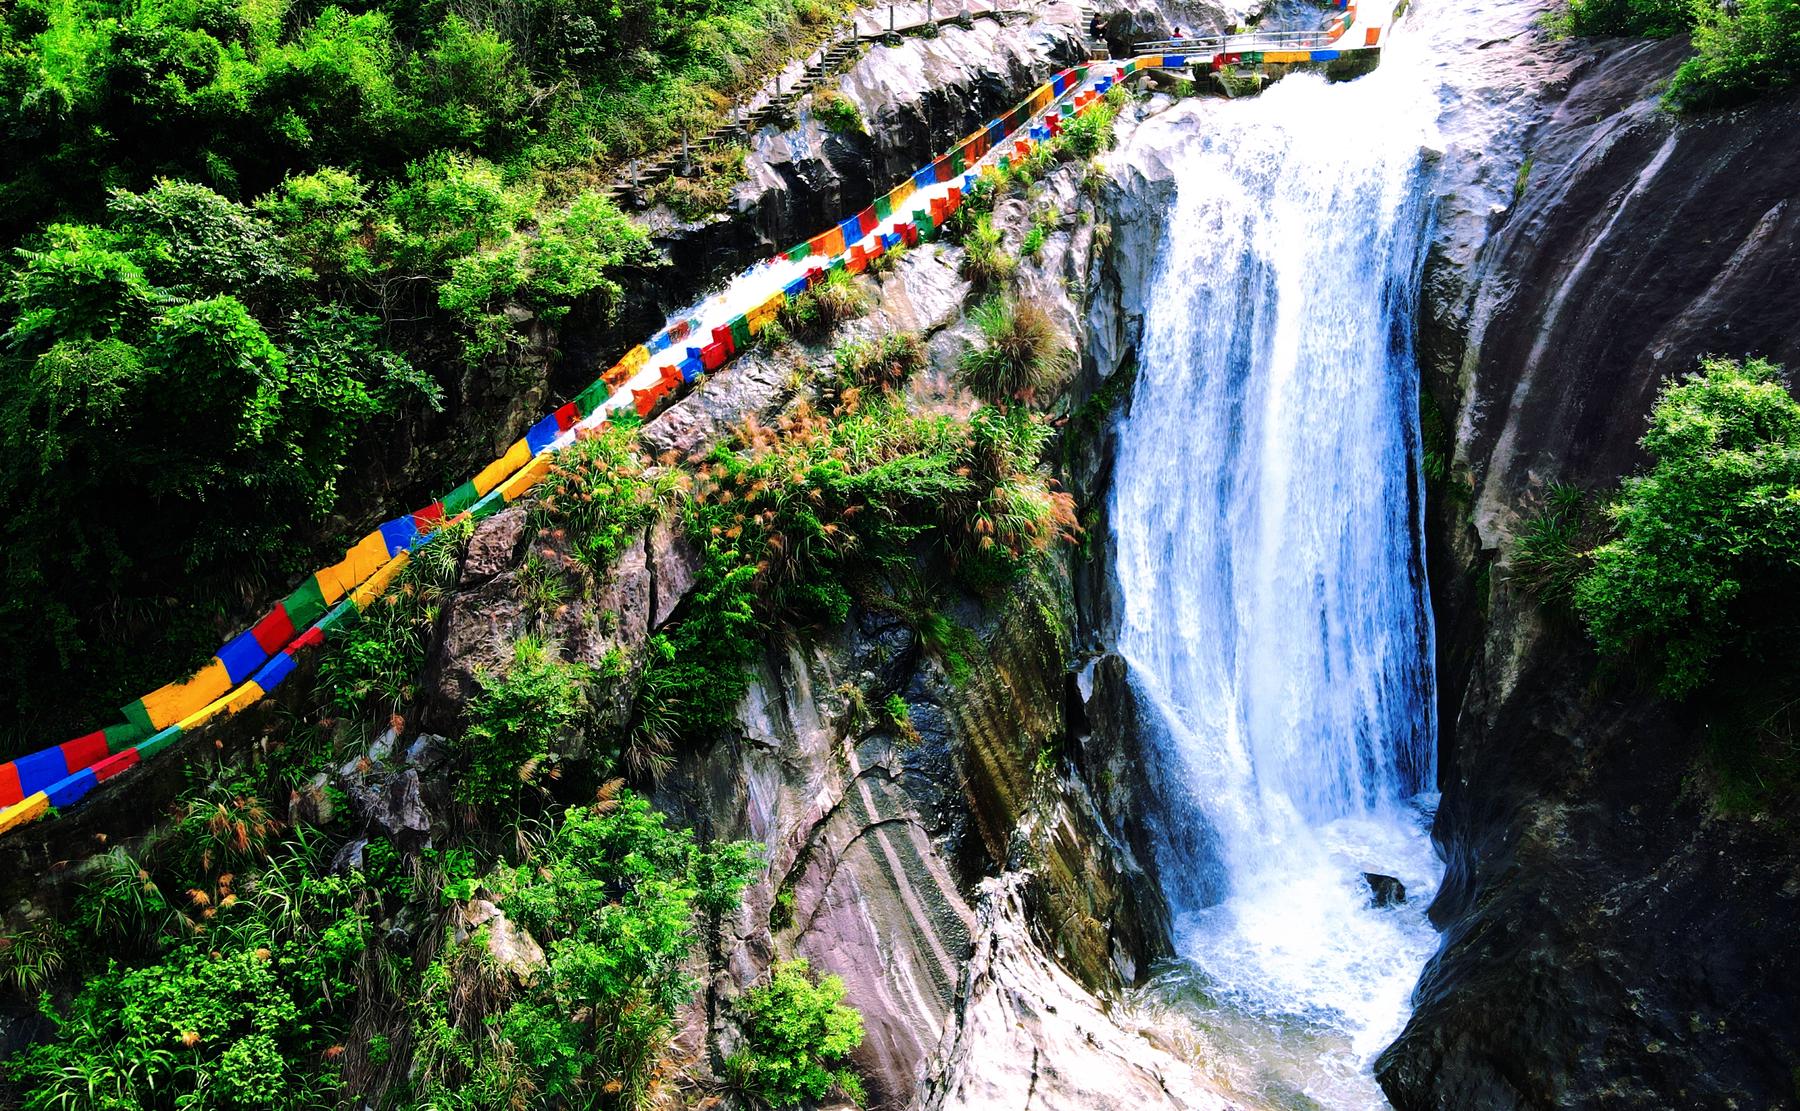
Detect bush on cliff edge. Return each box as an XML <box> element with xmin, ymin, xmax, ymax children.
<box><xmin>1574</xmin><ymin>355</ymin><xmax>1800</xmax><ymax>698</ymax></box>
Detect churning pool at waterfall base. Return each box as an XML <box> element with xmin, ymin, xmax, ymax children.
<box><xmin>1106</xmin><ymin>29</ymin><xmax>1446</xmax><ymax>1111</ymax></box>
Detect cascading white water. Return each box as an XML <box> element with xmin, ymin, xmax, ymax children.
<box><xmin>1109</xmin><ymin>52</ymin><xmax>1443</xmax><ymax>1109</ymax></box>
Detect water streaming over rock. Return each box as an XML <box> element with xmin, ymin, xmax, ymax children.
<box><xmin>1109</xmin><ymin>60</ymin><xmax>1443</xmax><ymax>1108</ymax></box>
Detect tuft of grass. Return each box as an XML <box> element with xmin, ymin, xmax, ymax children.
<box><xmin>866</xmin><ymin>241</ymin><xmax>906</xmax><ymax>276</ymax></box>
<box><xmin>834</xmin><ymin>331</ymin><xmax>926</xmax><ymax>393</ymax></box>
<box><xmin>1511</xmin><ymin>482</ymin><xmax>1601</xmax><ymax>610</ymax></box>
<box><xmin>958</xmin><ymin>297</ymin><xmax>1072</xmax><ymax>407</ymax></box>
<box><xmin>648</xmin><ymin>144</ymin><xmax>749</xmax><ymax>221</ymax></box>
<box><xmin>0</xmin><ymin>920</ymin><xmax>68</xmax><ymax>996</ymax></box>
<box><xmin>812</xmin><ymin>87</ymin><xmax>867</xmax><ymax>134</ymax></box>
<box><xmin>779</xmin><ymin>268</ymin><xmax>871</xmax><ymax>340</ymax></box>
<box><xmin>1513</xmin><ymin>157</ymin><xmax>1534</xmax><ymax>204</ymax></box>
<box><xmin>959</xmin><ymin>215</ymin><xmax>1017</xmax><ymax>290</ymax></box>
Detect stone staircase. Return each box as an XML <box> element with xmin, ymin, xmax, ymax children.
<box><xmin>603</xmin><ymin>30</ymin><xmax>865</xmax><ymax>207</ymax></box>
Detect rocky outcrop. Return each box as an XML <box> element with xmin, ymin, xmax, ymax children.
<box><xmin>1377</xmin><ymin>12</ymin><xmax>1800</xmax><ymax>1108</ymax></box>
<box><xmin>386</xmin><ymin>136</ymin><xmax>1206</xmax><ymax>1109</ymax></box>
<box><xmin>919</xmin><ymin>875</ymin><xmax>1238</xmax><ymax>1111</ymax></box>
<box><xmin>653</xmin><ymin>14</ymin><xmax>1087</xmax><ymax>286</ymax></box>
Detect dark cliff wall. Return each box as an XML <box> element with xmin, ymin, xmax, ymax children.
<box><xmin>1381</xmin><ymin>35</ymin><xmax>1800</xmax><ymax>1109</ymax></box>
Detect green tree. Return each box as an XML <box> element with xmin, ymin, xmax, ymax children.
<box><xmin>1667</xmin><ymin>0</ymin><xmax>1800</xmax><ymax>109</ymax></box>
<box><xmin>725</xmin><ymin>958</ymin><xmax>865</xmax><ymax>1108</ymax></box>
<box><xmin>419</xmin><ymin>793</ymin><xmax>761</xmax><ymax>1108</ymax></box>
<box><xmin>1574</xmin><ymin>356</ymin><xmax>1800</xmax><ymax>696</ymax></box>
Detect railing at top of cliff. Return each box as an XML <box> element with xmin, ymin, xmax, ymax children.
<box><xmin>1134</xmin><ymin>0</ymin><xmax>1387</xmax><ymax>60</ymax></box>
<box><xmin>1135</xmin><ymin>29</ymin><xmax>1344</xmax><ymax>55</ymax></box>
<box><xmin>0</xmin><ymin>0</ymin><xmax>1388</xmax><ymax>841</ymax></box>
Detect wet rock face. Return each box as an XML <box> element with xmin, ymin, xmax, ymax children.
<box><xmin>1432</xmin><ymin>38</ymin><xmax>1800</xmax><ymax>547</ymax></box>
<box><xmin>1382</xmin><ymin>20</ymin><xmax>1800</xmax><ymax>1110</ymax></box>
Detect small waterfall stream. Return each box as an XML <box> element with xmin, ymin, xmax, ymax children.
<box><xmin>1108</xmin><ymin>52</ymin><xmax>1443</xmax><ymax>1109</ymax></box>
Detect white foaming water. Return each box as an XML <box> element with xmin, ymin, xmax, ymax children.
<box><xmin>1109</xmin><ymin>48</ymin><xmax>1443</xmax><ymax>1110</ymax></box>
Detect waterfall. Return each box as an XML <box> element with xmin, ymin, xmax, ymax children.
<box><xmin>1109</xmin><ymin>59</ymin><xmax>1442</xmax><ymax>1108</ymax></box>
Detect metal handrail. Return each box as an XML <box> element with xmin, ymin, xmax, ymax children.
<box><xmin>1132</xmin><ymin>29</ymin><xmax>1341</xmax><ymax>55</ymax></box>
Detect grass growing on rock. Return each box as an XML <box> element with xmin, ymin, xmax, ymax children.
<box><xmin>531</xmin><ymin>423</ymin><xmax>672</xmax><ymax>574</ymax></box>
<box><xmin>834</xmin><ymin>331</ymin><xmax>927</xmax><ymax>393</ymax></box>
<box><xmin>812</xmin><ymin>87</ymin><xmax>868</xmax><ymax>134</ymax></box>
<box><xmin>960</xmin><ymin>214</ymin><xmax>1019</xmax><ymax>290</ymax></box>
<box><xmin>778</xmin><ymin>267</ymin><xmax>871</xmax><ymax>340</ymax></box>
<box><xmin>959</xmin><ymin>297</ymin><xmax>1073</xmax><ymax>408</ymax></box>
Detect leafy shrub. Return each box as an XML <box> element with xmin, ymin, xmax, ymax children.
<box><xmin>417</xmin><ymin>792</ymin><xmax>759</xmax><ymax>1109</ymax></box>
<box><xmin>1573</xmin><ymin>356</ymin><xmax>1800</xmax><ymax>696</ymax></box>
<box><xmin>1552</xmin><ymin>0</ymin><xmax>1799</xmax><ymax>109</ymax></box>
<box><xmin>0</xmin><ymin>180</ymin><xmax>448</xmax><ymax>744</ymax></box>
<box><xmin>1666</xmin><ymin>0</ymin><xmax>1800</xmax><ymax>109</ymax></box>
<box><xmin>1060</xmin><ymin>97</ymin><xmax>1118</xmax><ymax>159</ymax></box>
<box><xmin>456</xmin><ymin>635</ymin><xmax>596</xmax><ymax>806</ymax></box>
<box><xmin>1552</xmin><ymin>0</ymin><xmax>1691</xmax><ymax>37</ymax></box>
<box><xmin>958</xmin><ymin>296</ymin><xmax>1072</xmax><ymax>407</ymax></box>
<box><xmin>724</xmin><ymin>959</ymin><xmax>865</xmax><ymax>1108</ymax></box>
<box><xmin>812</xmin><ymin>87</ymin><xmax>867</xmax><ymax>134</ymax></box>
<box><xmin>631</xmin><ymin>562</ymin><xmax>763</xmax><ymax>751</ymax></box>
<box><xmin>777</xmin><ymin>267</ymin><xmax>870</xmax><ymax>340</ymax></box>
<box><xmin>834</xmin><ymin>331</ymin><xmax>926</xmax><ymax>392</ymax></box>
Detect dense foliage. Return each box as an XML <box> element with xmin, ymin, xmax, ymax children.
<box><xmin>2</xmin><ymin>760</ymin><xmax>771</xmax><ymax>1110</ymax></box>
<box><xmin>530</xmin><ymin>422</ymin><xmax>672</xmax><ymax>574</ymax></box>
<box><xmin>1573</xmin><ymin>356</ymin><xmax>1800</xmax><ymax>697</ymax></box>
<box><xmin>414</xmin><ymin>791</ymin><xmax>759</xmax><ymax>1109</ymax></box>
<box><xmin>0</xmin><ymin>0</ymin><xmax>852</xmax><ymax>750</ymax></box>
<box><xmin>0</xmin><ymin>0</ymin><xmax>849</xmax><ymax>233</ymax></box>
<box><xmin>1555</xmin><ymin>0</ymin><xmax>1800</xmax><ymax>109</ymax></box>
<box><xmin>1669</xmin><ymin>0</ymin><xmax>1800</xmax><ymax>109</ymax></box>
<box><xmin>725</xmin><ymin>959</ymin><xmax>866</xmax><ymax>1107</ymax></box>
<box><xmin>4</xmin><ymin>769</ymin><xmax>368</xmax><ymax>1108</ymax></box>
